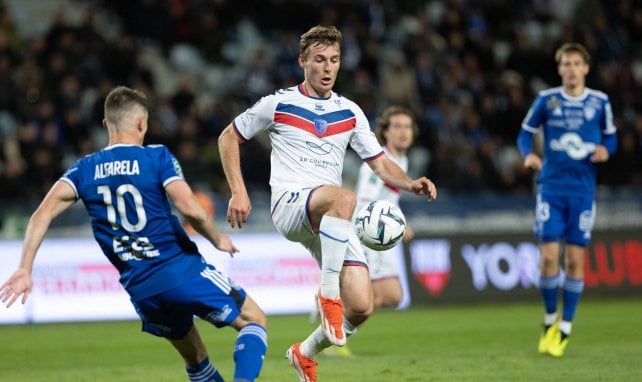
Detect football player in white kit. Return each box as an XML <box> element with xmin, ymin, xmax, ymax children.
<box><xmin>320</xmin><ymin>106</ymin><xmax>419</xmax><ymax>359</ymax></box>
<box><xmin>354</xmin><ymin>106</ymin><xmax>418</xmax><ymax>310</ymax></box>
<box><xmin>218</xmin><ymin>25</ymin><xmax>437</xmax><ymax>381</ymax></box>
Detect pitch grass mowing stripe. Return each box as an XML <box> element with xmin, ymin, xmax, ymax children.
<box><xmin>1</xmin><ymin>298</ymin><xmax>641</xmax><ymax>381</ymax></box>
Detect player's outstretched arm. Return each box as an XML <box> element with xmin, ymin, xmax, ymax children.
<box><xmin>218</xmin><ymin>124</ymin><xmax>252</xmax><ymax>228</ymax></box>
<box><xmin>0</xmin><ymin>181</ymin><xmax>76</xmax><ymax>308</ymax></box>
<box><xmin>166</xmin><ymin>179</ymin><xmax>239</xmax><ymax>257</ymax></box>
<box><xmin>368</xmin><ymin>155</ymin><xmax>437</xmax><ymax>201</ymax></box>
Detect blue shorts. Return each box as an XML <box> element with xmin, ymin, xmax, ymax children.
<box><xmin>534</xmin><ymin>191</ymin><xmax>596</xmax><ymax>247</ymax></box>
<box><xmin>131</xmin><ymin>264</ymin><xmax>247</xmax><ymax>340</ymax></box>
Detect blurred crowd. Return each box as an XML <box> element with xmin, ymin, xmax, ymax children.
<box><xmin>1</xmin><ymin>0</ymin><xmax>642</xmax><ymax>211</ymax></box>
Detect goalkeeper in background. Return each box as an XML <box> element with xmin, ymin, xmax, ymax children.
<box><xmin>517</xmin><ymin>43</ymin><xmax>617</xmax><ymax>357</ymax></box>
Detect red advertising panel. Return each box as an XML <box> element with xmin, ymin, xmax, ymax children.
<box><xmin>405</xmin><ymin>230</ymin><xmax>642</xmax><ymax>303</ymax></box>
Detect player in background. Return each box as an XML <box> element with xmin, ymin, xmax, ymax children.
<box><xmin>517</xmin><ymin>43</ymin><xmax>617</xmax><ymax>357</ymax></box>
<box><xmin>0</xmin><ymin>86</ymin><xmax>268</xmax><ymax>382</ymax></box>
<box><xmin>218</xmin><ymin>25</ymin><xmax>437</xmax><ymax>382</ymax></box>
<box><xmin>355</xmin><ymin>105</ymin><xmax>418</xmax><ymax>309</ymax></box>
<box><xmin>321</xmin><ymin>106</ymin><xmax>419</xmax><ymax>359</ymax></box>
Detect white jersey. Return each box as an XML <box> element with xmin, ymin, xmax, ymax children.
<box><xmin>233</xmin><ymin>84</ymin><xmax>383</xmax><ymax>193</ymax></box>
<box><xmin>354</xmin><ymin>146</ymin><xmax>408</xmax><ymax>216</ymax></box>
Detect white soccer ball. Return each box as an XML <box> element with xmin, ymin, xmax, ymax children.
<box><xmin>354</xmin><ymin>200</ymin><xmax>406</xmax><ymax>251</ymax></box>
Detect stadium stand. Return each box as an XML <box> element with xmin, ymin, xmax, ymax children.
<box><xmin>0</xmin><ymin>0</ymin><xmax>641</xmax><ymax>235</ymax></box>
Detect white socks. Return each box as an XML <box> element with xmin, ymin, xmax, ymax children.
<box><xmin>544</xmin><ymin>312</ymin><xmax>557</xmax><ymax>327</ymax></box>
<box><xmin>559</xmin><ymin>320</ymin><xmax>572</xmax><ymax>336</ymax></box>
<box><xmin>318</xmin><ymin>215</ymin><xmax>350</xmax><ymax>299</ymax></box>
<box><xmin>300</xmin><ymin>316</ymin><xmax>357</xmax><ymax>359</ymax></box>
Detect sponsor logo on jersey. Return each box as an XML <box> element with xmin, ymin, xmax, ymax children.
<box><xmin>550</xmin><ymin>132</ymin><xmax>595</xmax><ymax>160</ymax></box>
<box><xmin>305</xmin><ymin>141</ymin><xmax>333</xmax><ymax>155</ymax></box>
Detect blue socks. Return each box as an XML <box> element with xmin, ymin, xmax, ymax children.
<box><xmin>186</xmin><ymin>357</ymin><xmax>224</xmax><ymax>382</ymax></box>
<box><xmin>539</xmin><ymin>274</ymin><xmax>560</xmax><ymax>314</ymax></box>
<box><xmin>539</xmin><ymin>274</ymin><xmax>584</xmax><ymax>336</ymax></box>
<box><xmin>185</xmin><ymin>324</ymin><xmax>267</xmax><ymax>382</ymax></box>
<box><xmin>562</xmin><ymin>277</ymin><xmax>584</xmax><ymax>322</ymax></box>
<box><xmin>233</xmin><ymin>323</ymin><xmax>268</xmax><ymax>382</ymax></box>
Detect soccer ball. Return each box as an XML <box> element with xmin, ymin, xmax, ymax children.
<box><xmin>354</xmin><ymin>200</ymin><xmax>406</xmax><ymax>251</ymax></box>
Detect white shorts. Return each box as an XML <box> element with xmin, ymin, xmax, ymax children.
<box><xmin>271</xmin><ymin>187</ymin><xmax>367</xmax><ymax>267</ymax></box>
<box><xmin>364</xmin><ymin>246</ymin><xmax>400</xmax><ymax>280</ymax></box>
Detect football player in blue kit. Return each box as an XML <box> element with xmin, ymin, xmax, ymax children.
<box><xmin>517</xmin><ymin>43</ymin><xmax>617</xmax><ymax>357</ymax></box>
<box><xmin>0</xmin><ymin>86</ymin><xmax>267</xmax><ymax>382</ymax></box>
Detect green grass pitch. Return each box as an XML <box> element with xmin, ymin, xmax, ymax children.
<box><xmin>1</xmin><ymin>298</ymin><xmax>641</xmax><ymax>381</ymax></box>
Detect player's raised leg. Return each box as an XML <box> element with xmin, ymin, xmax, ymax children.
<box><xmin>309</xmin><ymin>185</ymin><xmax>356</xmax><ymax>346</ymax></box>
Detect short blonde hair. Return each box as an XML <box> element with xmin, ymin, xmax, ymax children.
<box><xmin>555</xmin><ymin>43</ymin><xmax>591</xmax><ymax>65</ymax></box>
<box><xmin>299</xmin><ymin>25</ymin><xmax>342</xmax><ymax>58</ymax></box>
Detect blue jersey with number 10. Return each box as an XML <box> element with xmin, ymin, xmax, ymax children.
<box><xmin>518</xmin><ymin>86</ymin><xmax>617</xmax><ymax>197</ymax></box>
<box><xmin>60</xmin><ymin>144</ymin><xmax>203</xmax><ymax>301</ymax></box>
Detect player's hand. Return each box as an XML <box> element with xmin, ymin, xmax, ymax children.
<box><xmin>591</xmin><ymin>145</ymin><xmax>609</xmax><ymax>163</ymax></box>
<box><xmin>227</xmin><ymin>194</ymin><xmax>251</xmax><ymax>229</ymax></box>
<box><xmin>410</xmin><ymin>177</ymin><xmax>437</xmax><ymax>202</ymax></box>
<box><xmin>213</xmin><ymin>233</ymin><xmax>239</xmax><ymax>258</ymax></box>
<box><xmin>524</xmin><ymin>153</ymin><xmax>542</xmax><ymax>171</ymax></box>
<box><xmin>0</xmin><ymin>268</ymin><xmax>32</xmax><ymax>308</ymax></box>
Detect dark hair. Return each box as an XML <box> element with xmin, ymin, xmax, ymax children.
<box><xmin>555</xmin><ymin>43</ymin><xmax>591</xmax><ymax>65</ymax></box>
<box><xmin>375</xmin><ymin>106</ymin><xmax>418</xmax><ymax>145</ymax></box>
<box><xmin>299</xmin><ymin>25</ymin><xmax>342</xmax><ymax>57</ymax></box>
<box><xmin>104</xmin><ymin>86</ymin><xmax>148</xmax><ymax>126</ymax></box>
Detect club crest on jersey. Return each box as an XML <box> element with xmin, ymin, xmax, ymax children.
<box><xmin>584</xmin><ymin>106</ymin><xmax>596</xmax><ymax>121</ymax></box>
<box><xmin>314</xmin><ymin>119</ymin><xmax>328</xmax><ymax>136</ymax></box>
